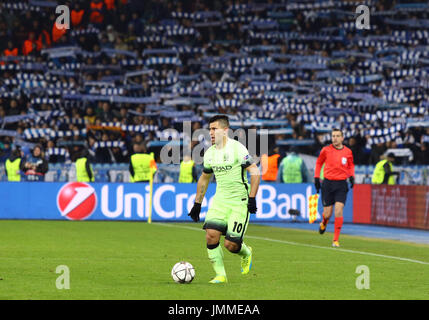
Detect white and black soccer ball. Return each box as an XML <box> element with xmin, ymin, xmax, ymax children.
<box><xmin>171</xmin><ymin>261</ymin><xmax>195</xmax><ymax>283</ymax></box>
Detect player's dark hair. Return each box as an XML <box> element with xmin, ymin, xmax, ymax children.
<box><xmin>331</xmin><ymin>128</ymin><xmax>343</xmax><ymax>137</ymax></box>
<box><xmin>209</xmin><ymin>115</ymin><xmax>229</xmax><ymax>128</ymax></box>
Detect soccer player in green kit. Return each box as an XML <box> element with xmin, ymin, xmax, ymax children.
<box><xmin>188</xmin><ymin>115</ymin><xmax>261</xmax><ymax>284</ymax></box>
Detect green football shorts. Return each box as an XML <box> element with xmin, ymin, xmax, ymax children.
<box><xmin>202</xmin><ymin>198</ymin><xmax>250</xmax><ymax>244</ymax></box>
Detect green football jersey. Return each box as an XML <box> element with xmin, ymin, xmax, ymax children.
<box><xmin>203</xmin><ymin>138</ymin><xmax>253</xmax><ymax>201</ymax></box>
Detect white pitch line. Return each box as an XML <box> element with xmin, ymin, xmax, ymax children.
<box><xmin>154</xmin><ymin>223</ymin><xmax>429</xmax><ymax>266</ymax></box>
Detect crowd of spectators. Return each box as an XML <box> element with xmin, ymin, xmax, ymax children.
<box><xmin>1</xmin><ymin>0</ymin><xmax>429</xmax><ymax>168</ymax></box>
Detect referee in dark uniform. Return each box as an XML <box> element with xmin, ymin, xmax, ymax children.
<box><xmin>314</xmin><ymin>129</ymin><xmax>355</xmax><ymax>247</ymax></box>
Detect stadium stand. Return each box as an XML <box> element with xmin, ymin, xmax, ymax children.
<box><xmin>1</xmin><ymin>0</ymin><xmax>429</xmax><ymax>182</ymax></box>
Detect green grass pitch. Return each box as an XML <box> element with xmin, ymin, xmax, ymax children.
<box><xmin>0</xmin><ymin>220</ymin><xmax>428</xmax><ymax>300</ymax></box>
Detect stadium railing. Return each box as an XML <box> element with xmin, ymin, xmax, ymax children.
<box><xmin>0</xmin><ymin>163</ymin><xmax>203</xmax><ymax>183</ymax></box>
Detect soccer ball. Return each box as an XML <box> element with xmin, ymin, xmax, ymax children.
<box><xmin>171</xmin><ymin>261</ymin><xmax>195</xmax><ymax>283</ymax></box>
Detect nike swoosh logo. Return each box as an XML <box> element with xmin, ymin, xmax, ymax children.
<box><xmin>62</xmin><ymin>187</ymin><xmax>95</xmax><ymax>216</ymax></box>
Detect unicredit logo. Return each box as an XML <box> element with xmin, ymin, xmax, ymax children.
<box><xmin>57</xmin><ymin>182</ymin><xmax>97</xmax><ymax>220</ymax></box>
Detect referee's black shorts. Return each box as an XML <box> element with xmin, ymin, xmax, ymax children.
<box><xmin>321</xmin><ymin>179</ymin><xmax>348</xmax><ymax>207</ymax></box>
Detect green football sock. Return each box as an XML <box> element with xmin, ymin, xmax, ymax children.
<box><xmin>237</xmin><ymin>243</ymin><xmax>251</xmax><ymax>258</ymax></box>
<box><xmin>207</xmin><ymin>243</ymin><xmax>226</xmax><ymax>277</ymax></box>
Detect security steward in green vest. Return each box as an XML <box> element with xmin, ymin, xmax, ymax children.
<box><xmin>179</xmin><ymin>155</ymin><xmax>197</xmax><ymax>183</ymax></box>
<box><xmin>372</xmin><ymin>152</ymin><xmax>399</xmax><ymax>185</ymax></box>
<box><xmin>129</xmin><ymin>143</ymin><xmax>157</xmax><ymax>182</ymax></box>
<box><xmin>278</xmin><ymin>150</ymin><xmax>309</xmax><ymax>183</ymax></box>
<box><xmin>75</xmin><ymin>148</ymin><xmax>94</xmax><ymax>182</ymax></box>
<box><xmin>5</xmin><ymin>148</ymin><xmax>23</xmax><ymax>181</ymax></box>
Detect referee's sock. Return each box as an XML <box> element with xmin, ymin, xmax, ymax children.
<box><xmin>207</xmin><ymin>243</ymin><xmax>226</xmax><ymax>277</ymax></box>
<box><xmin>333</xmin><ymin>217</ymin><xmax>343</xmax><ymax>241</ymax></box>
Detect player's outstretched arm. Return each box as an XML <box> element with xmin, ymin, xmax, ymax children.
<box><xmin>195</xmin><ymin>171</ymin><xmax>212</xmax><ymax>203</ymax></box>
<box><xmin>246</xmin><ymin>163</ymin><xmax>260</xmax><ymax>214</ymax></box>
<box><xmin>246</xmin><ymin>163</ymin><xmax>260</xmax><ymax>198</ymax></box>
<box><xmin>188</xmin><ymin>172</ymin><xmax>212</xmax><ymax>222</ymax></box>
